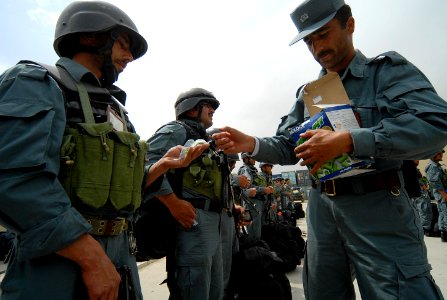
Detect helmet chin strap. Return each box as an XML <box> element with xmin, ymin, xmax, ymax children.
<box><xmin>98</xmin><ymin>29</ymin><xmax>121</xmax><ymax>87</ymax></box>
<box><xmin>100</xmin><ymin>54</ymin><xmax>119</xmax><ymax>87</ymax></box>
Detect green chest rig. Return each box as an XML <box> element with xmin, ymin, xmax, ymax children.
<box><xmin>30</xmin><ymin>61</ymin><xmax>148</xmax><ymax>212</ymax></box>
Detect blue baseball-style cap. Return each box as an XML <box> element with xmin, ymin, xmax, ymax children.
<box><xmin>289</xmin><ymin>0</ymin><xmax>345</xmax><ymax>46</ymax></box>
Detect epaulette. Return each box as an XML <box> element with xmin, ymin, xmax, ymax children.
<box><xmin>295</xmin><ymin>84</ymin><xmax>306</xmax><ymax>99</ymax></box>
<box><xmin>368</xmin><ymin>51</ymin><xmax>407</xmax><ymax>66</ymax></box>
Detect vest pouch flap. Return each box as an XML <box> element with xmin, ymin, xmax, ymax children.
<box><xmin>189</xmin><ymin>166</ymin><xmax>203</xmax><ymax>178</ymax></box>
<box><xmin>209</xmin><ymin>165</ymin><xmax>223</xmax><ymax>200</ymax></box>
<box><xmin>131</xmin><ymin>140</ymin><xmax>148</xmax><ymax>209</ymax></box>
<box><xmin>64</xmin><ymin>130</ymin><xmax>114</xmax><ymax>209</ymax></box>
<box><xmin>201</xmin><ymin>156</ymin><xmax>213</xmax><ymax>166</ymax></box>
<box><xmin>78</xmin><ymin>122</ymin><xmax>113</xmax><ymax>136</ymax></box>
<box><xmin>60</xmin><ymin>134</ymin><xmax>75</xmax><ymax>159</ymax></box>
<box><xmin>183</xmin><ymin>161</ymin><xmax>219</xmax><ymax>201</ymax></box>
<box><xmin>109</xmin><ymin>134</ymin><xmax>147</xmax><ymax>211</ymax></box>
<box><xmin>112</xmin><ymin>131</ymin><xmax>141</xmax><ymax>146</ymax></box>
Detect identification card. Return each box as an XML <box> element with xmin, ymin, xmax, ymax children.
<box><xmin>107</xmin><ymin>105</ymin><xmax>125</xmax><ymax>131</ymax></box>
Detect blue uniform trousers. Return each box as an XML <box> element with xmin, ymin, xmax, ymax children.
<box><xmin>220</xmin><ymin>210</ymin><xmax>239</xmax><ymax>293</ymax></box>
<box><xmin>246</xmin><ymin>198</ymin><xmax>264</xmax><ymax>240</ymax></box>
<box><xmin>303</xmin><ymin>183</ymin><xmax>444</xmax><ymax>299</ymax></box>
<box><xmin>175</xmin><ymin>209</ymin><xmax>223</xmax><ymax>300</ymax></box>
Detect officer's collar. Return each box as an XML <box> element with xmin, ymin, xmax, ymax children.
<box><xmin>56</xmin><ymin>57</ymin><xmax>127</xmax><ymax>105</ymax></box>
<box><xmin>179</xmin><ymin>117</ymin><xmax>207</xmax><ymax>138</ymax></box>
<box><xmin>319</xmin><ymin>50</ymin><xmax>367</xmax><ymax>80</ymax></box>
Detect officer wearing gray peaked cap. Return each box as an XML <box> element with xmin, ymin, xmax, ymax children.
<box><xmin>289</xmin><ymin>0</ymin><xmax>345</xmax><ymax>46</ymax></box>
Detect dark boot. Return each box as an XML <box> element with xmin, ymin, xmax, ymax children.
<box><xmin>441</xmin><ymin>231</ymin><xmax>447</xmax><ymax>242</ymax></box>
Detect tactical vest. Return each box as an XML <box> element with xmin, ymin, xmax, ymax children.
<box><xmin>182</xmin><ymin>152</ymin><xmax>224</xmax><ymax>202</ymax></box>
<box><xmin>243</xmin><ymin>165</ymin><xmax>267</xmax><ymax>187</ymax></box>
<box><xmin>165</xmin><ymin>120</ymin><xmax>225</xmax><ymax>204</ymax></box>
<box><xmin>26</xmin><ymin>61</ymin><xmax>147</xmax><ymax>212</ymax></box>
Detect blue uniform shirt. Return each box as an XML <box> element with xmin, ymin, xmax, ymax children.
<box><xmin>0</xmin><ymin>59</ymin><xmax>93</xmax><ymax>261</ymax></box>
<box><xmin>254</xmin><ymin>51</ymin><xmax>447</xmax><ymax>171</ymax></box>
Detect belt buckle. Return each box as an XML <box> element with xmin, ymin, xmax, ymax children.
<box><xmin>105</xmin><ymin>218</ymin><xmax>127</xmax><ymax>235</ymax></box>
<box><xmin>87</xmin><ymin>218</ymin><xmax>107</xmax><ymax>235</ymax></box>
<box><xmin>323</xmin><ymin>180</ymin><xmax>336</xmax><ymax>197</ymax></box>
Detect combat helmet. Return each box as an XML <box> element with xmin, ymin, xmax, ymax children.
<box><xmin>175</xmin><ymin>88</ymin><xmax>220</xmax><ymax>119</ymax></box>
<box><xmin>227</xmin><ymin>153</ymin><xmax>240</xmax><ymax>163</ymax></box>
<box><xmin>241</xmin><ymin>152</ymin><xmax>251</xmax><ymax>160</ymax></box>
<box><xmin>54</xmin><ymin>1</ymin><xmax>147</xmax><ymax>60</ymax></box>
<box><xmin>259</xmin><ymin>162</ymin><xmax>273</xmax><ymax>169</ymax></box>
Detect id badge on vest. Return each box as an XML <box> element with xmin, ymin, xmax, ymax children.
<box><xmin>107</xmin><ymin>105</ymin><xmax>125</xmax><ymax>131</ymax></box>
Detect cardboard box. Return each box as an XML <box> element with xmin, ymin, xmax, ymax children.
<box><xmin>290</xmin><ymin>73</ymin><xmax>373</xmax><ymax>182</ymax></box>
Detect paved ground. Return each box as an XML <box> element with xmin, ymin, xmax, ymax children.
<box><xmin>138</xmin><ymin>217</ymin><xmax>307</xmax><ymax>299</ymax></box>
<box><xmin>1</xmin><ymin>202</ymin><xmax>445</xmax><ymax>299</ymax></box>
<box><xmin>138</xmin><ymin>202</ymin><xmax>447</xmax><ymax>299</ymax></box>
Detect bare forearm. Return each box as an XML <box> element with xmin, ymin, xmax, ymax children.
<box><xmin>145</xmin><ymin>159</ymin><xmax>169</xmax><ymax>188</ymax></box>
<box><xmin>57</xmin><ymin>234</ymin><xmax>120</xmax><ymax>299</ymax></box>
<box><xmin>57</xmin><ymin>234</ymin><xmax>111</xmax><ymax>272</ymax></box>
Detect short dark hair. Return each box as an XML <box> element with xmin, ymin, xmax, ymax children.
<box><xmin>334</xmin><ymin>4</ymin><xmax>352</xmax><ymax>29</ymax></box>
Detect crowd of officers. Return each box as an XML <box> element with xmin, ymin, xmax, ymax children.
<box><xmin>1</xmin><ymin>0</ymin><xmax>447</xmax><ymax>300</ymax></box>
<box><xmin>415</xmin><ymin>150</ymin><xmax>447</xmax><ymax>242</ymax></box>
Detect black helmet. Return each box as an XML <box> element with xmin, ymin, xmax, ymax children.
<box><xmin>175</xmin><ymin>88</ymin><xmax>220</xmax><ymax>119</ymax></box>
<box><xmin>241</xmin><ymin>152</ymin><xmax>251</xmax><ymax>160</ymax></box>
<box><xmin>54</xmin><ymin>1</ymin><xmax>147</xmax><ymax>60</ymax></box>
<box><xmin>259</xmin><ymin>162</ymin><xmax>273</xmax><ymax>169</ymax></box>
<box><xmin>227</xmin><ymin>153</ymin><xmax>240</xmax><ymax>162</ymax></box>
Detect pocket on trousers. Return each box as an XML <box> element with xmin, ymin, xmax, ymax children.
<box><xmin>396</xmin><ymin>262</ymin><xmax>443</xmax><ymax>299</ymax></box>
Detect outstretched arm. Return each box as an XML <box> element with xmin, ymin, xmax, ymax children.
<box><xmin>145</xmin><ymin>143</ymin><xmax>209</xmax><ymax>188</ymax></box>
<box><xmin>212</xmin><ymin>126</ymin><xmax>256</xmax><ymax>154</ymax></box>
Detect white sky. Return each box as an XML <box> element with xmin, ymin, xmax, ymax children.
<box><xmin>1</xmin><ymin>0</ymin><xmax>446</xmax><ymax>174</ymax></box>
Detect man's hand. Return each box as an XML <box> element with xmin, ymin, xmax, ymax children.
<box><xmin>263</xmin><ymin>186</ymin><xmax>274</xmax><ymax>195</ymax></box>
<box><xmin>440</xmin><ymin>190</ymin><xmax>447</xmax><ymax>202</ymax></box>
<box><xmin>233</xmin><ymin>204</ymin><xmax>251</xmax><ymax>227</ymax></box>
<box><xmin>211</xmin><ymin>126</ymin><xmax>255</xmax><ymax>154</ymax></box>
<box><xmin>245</xmin><ymin>188</ymin><xmax>257</xmax><ymax>198</ymax></box>
<box><xmin>57</xmin><ymin>234</ymin><xmax>120</xmax><ymax>300</ymax></box>
<box><xmin>294</xmin><ymin>129</ymin><xmax>353</xmax><ymax>174</ymax></box>
<box><xmin>237</xmin><ymin>175</ymin><xmax>250</xmax><ymax>188</ymax></box>
<box><xmin>145</xmin><ymin>143</ymin><xmax>209</xmax><ymax>188</ymax></box>
<box><xmin>158</xmin><ymin>193</ymin><xmax>197</xmax><ymax>229</ymax></box>
<box><xmin>162</xmin><ymin>143</ymin><xmax>209</xmax><ymax>169</ymax></box>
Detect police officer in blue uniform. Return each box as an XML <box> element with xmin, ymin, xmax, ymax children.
<box><xmin>238</xmin><ymin>154</ymin><xmax>274</xmax><ymax>239</ymax></box>
<box><xmin>0</xmin><ymin>2</ymin><xmax>207</xmax><ymax>299</ymax></box>
<box><xmin>259</xmin><ymin>162</ymin><xmax>276</xmax><ymax>224</ymax></box>
<box><xmin>212</xmin><ymin>0</ymin><xmax>447</xmax><ymax>298</ymax></box>
<box><xmin>146</xmin><ymin>88</ymin><xmax>232</xmax><ymax>300</ymax></box>
<box><xmin>222</xmin><ymin>153</ymin><xmax>250</xmax><ymax>299</ymax></box>
<box><xmin>426</xmin><ymin>149</ymin><xmax>447</xmax><ymax>242</ymax></box>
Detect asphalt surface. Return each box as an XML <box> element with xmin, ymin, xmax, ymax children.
<box><xmin>1</xmin><ymin>202</ymin><xmax>445</xmax><ymax>299</ymax></box>
<box><xmin>138</xmin><ymin>201</ymin><xmax>447</xmax><ymax>299</ymax></box>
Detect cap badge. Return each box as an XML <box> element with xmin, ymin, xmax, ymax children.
<box><xmin>300</xmin><ymin>13</ymin><xmax>309</xmax><ymax>23</ymax></box>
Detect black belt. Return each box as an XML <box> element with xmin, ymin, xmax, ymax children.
<box><xmin>187</xmin><ymin>198</ymin><xmax>223</xmax><ymax>213</ymax></box>
<box><xmin>318</xmin><ymin>169</ymin><xmax>401</xmax><ymax>196</ymax></box>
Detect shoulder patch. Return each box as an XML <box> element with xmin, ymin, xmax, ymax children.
<box><xmin>156</xmin><ymin>121</ymin><xmax>185</xmax><ymax>135</ymax></box>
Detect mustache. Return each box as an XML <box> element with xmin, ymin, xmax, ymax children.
<box><xmin>317</xmin><ymin>50</ymin><xmax>333</xmax><ymax>60</ymax></box>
